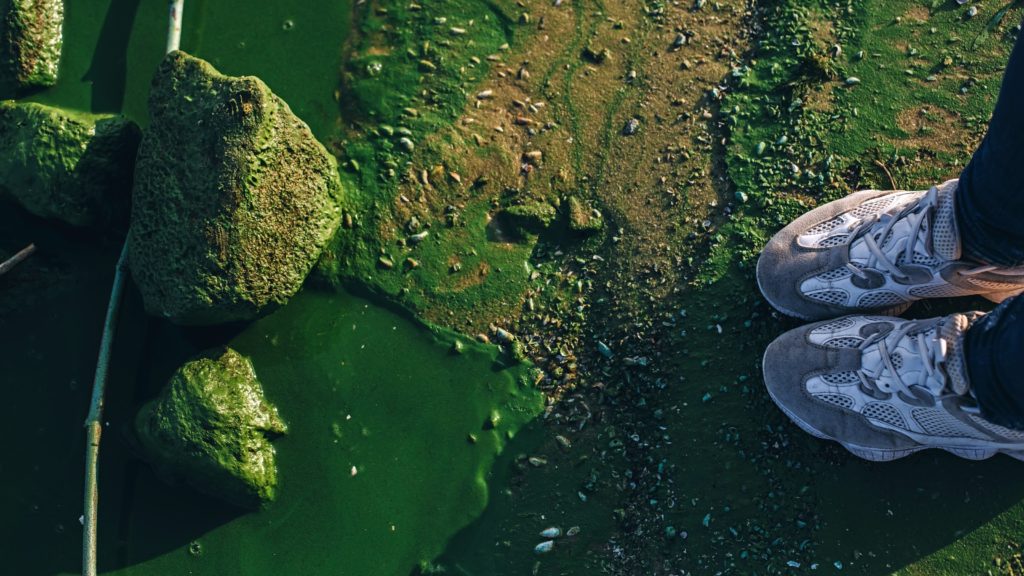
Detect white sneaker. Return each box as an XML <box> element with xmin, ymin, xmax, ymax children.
<box><xmin>762</xmin><ymin>312</ymin><xmax>1024</xmax><ymax>461</ymax></box>
<box><xmin>757</xmin><ymin>180</ymin><xmax>1024</xmax><ymax>320</ymax></box>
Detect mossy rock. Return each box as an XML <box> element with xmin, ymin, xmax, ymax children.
<box><xmin>134</xmin><ymin>348</ymin><xmax>287</xmax><ymax>510</ymax></box>
<box><xmin>128</xmin><ymin>51</ymin><xmax>344</xmax><ymax>325</ymax></box>
<box><xmin>0</xmin><ymin>101</ymin><xmax>140</xmax><ymax>226</ymax></box>
<box><xmin>501</xmin><ymin>202</ymin><xmax>557</xmax><ymax>235</ymax></box>
<box><xmin>566</xmin><ymin>195</ymin><xmax>603</xmax><ymax>234</ymax></box>
<box><xmin>1</xmin><ymin>0</ymin><xmax>63</xmax><ymax>88</ymax></box>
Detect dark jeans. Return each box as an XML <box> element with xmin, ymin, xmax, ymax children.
<box><xmin>958</xmin><ymin>32</ymin><xmax>1024</xmax><ymax>428</ymax></box>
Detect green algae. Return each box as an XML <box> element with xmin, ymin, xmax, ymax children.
<box><xmin>317</xmin><ymin>0</ymin><xmax>538</xmax><ymax>325</ymax></box>
<box><xmin>128</xmin><ymin>52</ymin><xmax>344</xmax><ymax>325</ymax></box>
<box><xmin>106</xmin><ymin>288</ymin><xmax>543</xmax><ymax>575</ymax></box>
<box><xmin>134</xmin><ymin>347</ymin><xmax>287</xmax><ymax>510</ymax></box>
<box><xmin>1</xmin><ymin>0</ymin><xmax>63</xmax><ymax>89</ymax></box>
<box><xmin>0</xmin><ymin>100</ymin><xmax>140</xmax><ymax>226</ymax></box>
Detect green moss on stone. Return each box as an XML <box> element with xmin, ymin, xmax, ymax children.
<box><xmin>128</xmin><ymin>51</ymin><xmax>344</xmax><ymax>325</ymax></box>
<box><xmin>135</xmin><ymin>348</ymin><xmax>287</xmax><ymax>510</ymax></box>
<box><xmin>502</xmin><ymin>202</ymin><xmax>557</xmax><ymax>235</ymax></box>
<box><xmin>1</xmin><ymin>0</ymin><xmax>63</xmax><ymax>88</ymax></box>
<box><xmin>566</xmin><ymin>195</ymin><xmax>603</xmax><ymax>234</ymax></box>
<box><xmin>0</xmin><ymin>101</ymin><xmax>140</xmax><ymax>226</ymax></box>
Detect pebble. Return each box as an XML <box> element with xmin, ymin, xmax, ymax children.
<box><xmin>844</xmin><ymin>76</ymin><xmax>861</xmax><ymax>85</ymax></box>
<box><xmin>539</xmin><ymin>527</ymin><xmax>562</xmax><ymax>538</ymax></box>
<box><xmin>534</xmin><ymin>541</ymin><xmax>554</xmax><ymax>554</ymax></box>
<box><xmin>597</xmin><ymin>341</ymin><xmax>613</xmax><ymax>358</ymax></box>
<box><xmin>622</xmin><ymin>118</ymin><xmax>640</xmax><ymax>136</ymax></box>
<box><xmin>966</xmin><ymin>5</ymin><xmax>978</xmax><ymax>17</ymax></box>
<box><xmin>398</xmin><ymin>137</ymin><xmax>415</xmax><ymax>152</ymax></box>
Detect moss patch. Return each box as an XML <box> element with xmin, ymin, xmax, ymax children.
<box><xmin>1</xmin><ymin>0</ymin><xmax>63</xmax><ymax>89</ymax></box>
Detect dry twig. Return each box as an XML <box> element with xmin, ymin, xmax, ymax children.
<box><xmin>0</xmin><ymin>243</ymin><xmax>35</xmax><ymax>277</ymax></box>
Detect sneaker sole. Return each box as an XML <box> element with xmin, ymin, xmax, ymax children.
<box><xmin>762</xmin><ymin>350</ymin><xmax>1024</xmax><ymax>463</ymax></box>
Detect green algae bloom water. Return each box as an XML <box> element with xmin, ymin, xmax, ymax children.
<box><xmin>110</xmin><ymin>289</ymin><xmax>542</xmax><ymax>575</ymax></box>
<box><xmin>0</xmin><ymin>0</ymin><xmax>544</xmax><ymax>574</ymax></box>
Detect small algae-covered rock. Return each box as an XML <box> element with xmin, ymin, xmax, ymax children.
<box><xmin>128</xmin><ymin>51</ymin><xmax>343</xmax><ymax>325</ymax></box>
<box><xmin>566</xmin><ymin>195</ymin><xmax>603</xmax><ymax>234</ymax></box>
<box><xmin>135</xmin><ymin>348</ymin><xmax>287</xmax><ymax>509</ymax></box>
<box><xmin>0</xmin><ymin>101</ymin><xmax>140</xmax><ymax>226</ymax></box>
<box><xmin>1</xmin><ymin>0</ymin><xmax>64</xmax><ymax>88</ymax></box>
<box><xmin>502</xmin><ymin>201</ymin><xmax>557</xmax><ymax>235</ymax></box>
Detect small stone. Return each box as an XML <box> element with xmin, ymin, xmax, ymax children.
<box><xmin>539</xmin><ymin>527</ymin><xmax>561</xmax><ymax>538</ymax></box>
<box><xmin>398</xmin><ymin>137</ymin><xmax>415</xmax><ymax>152</ymax></box>
<box><xmin>134</xmin><ymin>348</ymin><xmax>287</xmax><ymax>509</ymax></box>
<box><xmin>377</xmin><ymin>256</ymin><xmax>394</xmax><ymax>270</ymax></box>
<box><xmin>845</xmin><ymin>76</ymin><xmax>861</xmax><ymax>85</ymax></box>
<box><xmin>523</xmin><ymin>150</ymin><xmax>543</xmax><ymax>164</ymax></box>
<box><xmin>622</xmin><ymin>118</ymin><xmax>640</xmax><ymax>136</ymax></box>
<box><xmin>534</xmin><ymin>541</ymin><xmax>554</xmax><ymax>554</ymax></box>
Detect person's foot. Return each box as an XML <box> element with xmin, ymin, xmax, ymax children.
<box><xmin>757</xmin><ymin>180</ymin><xmax>1024</xmax><ymax>320</ymax></box>
<box><xmin>762</xmin><ymin>312</ymin><xmax>1024</xmax><ymax>461</ymax></box>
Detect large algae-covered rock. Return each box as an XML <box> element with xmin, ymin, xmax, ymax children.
<box><xmin>128</xmin><ymin>51</ymin><xmax>343</xmax><ymax>325</ymax></box>
<box><xmin>0</xmin><ymin>101</ymin><xmax>140</xmax><ymax>226</ymax></box>
<box><xmin>135</xmin><ymin>348</ymin><xmax>287</xmax><ymax>509</ymax></box>
<box><xmin>1</xmin><ymin>0</ymin><xmax>64</xmax><ymax>88</ymax></box>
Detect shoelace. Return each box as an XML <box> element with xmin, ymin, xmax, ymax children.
<box><xmin>841</xmin><ymin>186</ymin><xmax>1001</xmax><ymax>281</ymax></box>
<box><xmin>856</xmin><ymin>320</ymin><xmax>961</xmax><ymax>405</ymax></box>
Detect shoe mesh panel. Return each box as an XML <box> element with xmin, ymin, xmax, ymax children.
<box><xmin>912</xmin><ymin>408</ymin><xmax>989</xmax><ymax>439</ymax></box>
<box><xmin>805</xmin><ymin>218</ymin><xmax>844</xmax><ymax>236</ymax></box>
<box><xmin>857</xmin><ymin>291</ymin><xmax>905</xmax><ymax>308</ymax></box>
<box><xmin>818</xmin><ymin>268</ymin><xmax>852</xmax><ymax>281</ymax></box>
<box><xmin>851</xmin><ymin>196</ymin><xmax>897</xmax><ymax>219</ymax></box>
<box><xmin>911</xmin><ymin>252</ymin><xmax>943</xmax><ymax>267</ymax></box>
<box><xmin>968</xmin><ymin>415</ymin><xmax>1024</xmax><ymax>441</ymax></box>
<box><xmin>820</xmin><ymin>371</ymin><xmax>860</xmax><ymax>384</ymax></box>
<box><xmin>910</xmin><ymin>284</ymin><xmax>973</xmax><ymax>298</ymax></box>
<box><xmin>814</xmin><ymin>317</ymin><xmax>857</xmax><ymax>332</ymax></box>
<box><xmin>807</xmin><ymin>289</ymin><xmax>848</xmax><ymax>305</ymax></box>
<box><xmin>814</xmin><ymin>393</ymin><xmax>856</xmax><ymax>409</ymax></box>
<box><xmin>817</xmin><ymin>235</ymin><xmax>849</xmax><ymax>248</ymax></box>
<box><xmin>863</xmin><ymin>402</ymin><xmax>907</xmax><ymax>429</ymax></box>
<box><xmin>823</xmin><ymin>337</ymin><xmax>862</xmax><ymax>348</ymax></box>
<box><xmin>933</xmin><ymin>183</ymin><xmax>959</xmax><ymax>260</ymax></box>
